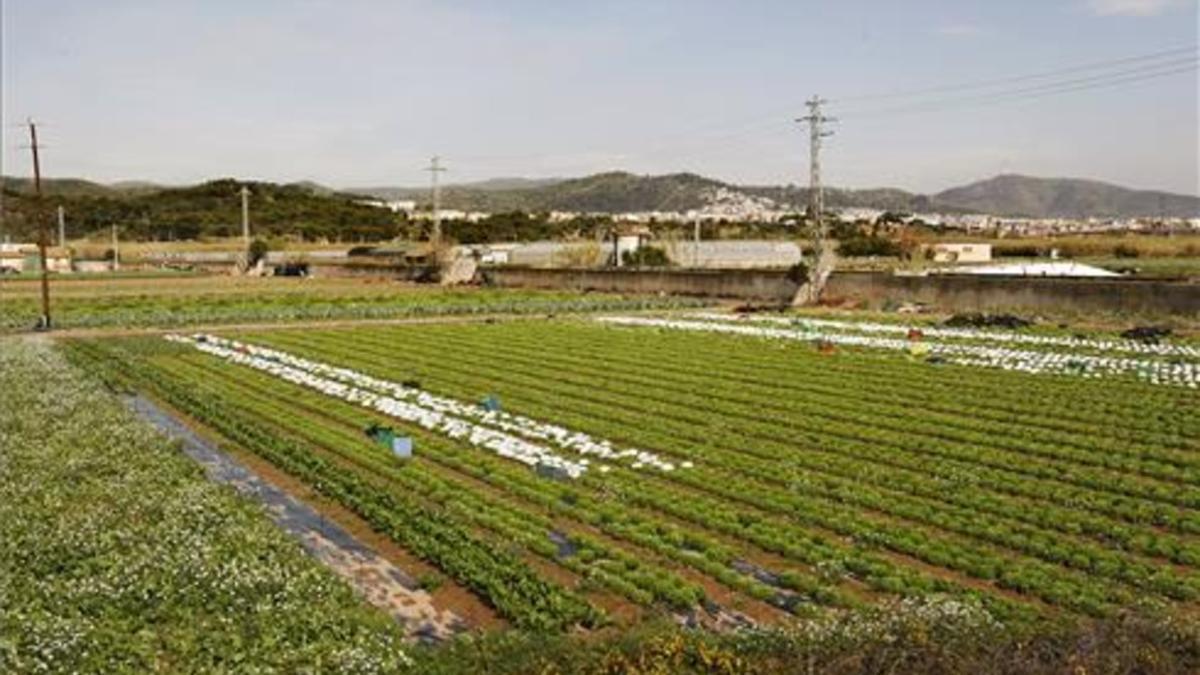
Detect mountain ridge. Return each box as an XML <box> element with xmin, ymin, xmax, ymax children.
<box><xmin>932</xmin><ymin>174</ymin><xmax>1199</xmax><ymax>219</ymax></box>
<box><xmin>347</xmin><ymin>172</ymin><xmax>1199</xmax><ymax>218</ymax></box>
<box><xmin>3</xmin><ymin>172</ymin><xmax>1196</xmax><ymax>218</ymax></box>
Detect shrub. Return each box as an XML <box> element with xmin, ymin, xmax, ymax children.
<box><xmin>622</xmin><ymin>246</ymin><xmax>671</xmax><ymax>267</ymax></box>
<box><xmin>838</xmin><ymin>235</ymin><xmax>900</xmax><ymax>257</ymax></box>
<box><xmin>995</xmin><ymin>244</ymin><xmax>1042</xmax><ymax>258</ymax></box>
<box><xmin>247</xmin><ymin>238</ymin><xmax>270</xmax><ymax>265</ymax></box>
<box><xmin>1114</xmin><ymin>243</ymin><xmax>1142</xmax><ymax>259</ymax></box>
<box><xmin>786</xmin><ymin>261</ymin><xmax>810</xmax><ymax>285</ymax></box>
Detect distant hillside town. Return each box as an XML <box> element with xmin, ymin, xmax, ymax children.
<box><xmin>356</xmin><ymin>188</ymin><xmax>1200</xmax><ymax>237</ymax></box>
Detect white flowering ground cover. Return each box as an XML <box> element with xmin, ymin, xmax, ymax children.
<box><xmin>598</xmin><ymin>315</ymin><xmax>1200</xmax><ymax>388</ymax></box>
<box><xmin>0</xmin><ymin>338</ymin><xmax>409</xmax><ymax>674</ymax></box>
<box><xmin>167</xmin><ymin>333</ymin><xmax>685</xmax><ymax>477</ymax></box>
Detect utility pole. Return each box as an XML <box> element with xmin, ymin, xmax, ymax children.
<box><xmin>795</xmin><ymin>96</ymin><xmax>837</xmax><ymax>304</ymax></box>
<box><xmin>27</xmin><ymin>119</ymin><xmax>51</xmax><ymax>329</ymax></box>
<box><xmin>240</xmin><ymin>185</ymin><xmax>251</xmax><ymax>248</ymax></box>
<box><xmin>111</xmin><ymin>225</ymin><xmax>120</xmax><ymax>272</ymax></box>
<box><xmin>692</xmin><ymin>216</ymin><xmax>701</xmax><ymax>268</ymax></box>
<box><xmin>425</xmin><ymin>156</ymin><xmax>447</xmax><ymax>244</ymax></box>
<box><xmin>57</xmin><ymin>205</ymin><xmax>66</xmax><ymax>247</ymax></box>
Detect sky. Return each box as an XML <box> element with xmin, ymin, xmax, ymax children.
<box><xmin>1</xmin><ymin>0</ymin><xmax>1197</xmax><ymax>195</ymax></box>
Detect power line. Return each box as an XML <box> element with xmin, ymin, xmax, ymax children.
<box><xmin>833</xmin><ymin>44</ymin><xmax>1197</xmax><ymax>103</ymax></box>
<box><xmin>421</xmin><ymin>46</ymin><xmax>1197</xmax><ymax>176</ymax></box>
<box><xmin>839</xmin><ymin>58</ymin><xmax>1198</xmax><ymax>119</ymax></box>
<box><xmin>610</xmin><ymin>45</ymin><xmax>1200</xmax><ymax>163</ymax></box>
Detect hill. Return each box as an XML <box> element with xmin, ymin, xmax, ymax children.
<box><xmin>1</xmin><ymin>176</ymin><xmax>125</xmax><ymax>198</ymax></box>
<box><xmin>934</xmin><ymin>174</ymin><xmax>1200</xmax><ymax>219</ymax></box>
<box><xmin>349</xmin><ymin>173</ymin><xmax>953</xmax><ymax>216</ymax></box>
<box><xmin>354</xmin><ymin>177</ymin><xmax>563</xmax><ymax>203</ymax></box>
<box><xmin>0</xmin><ymin>178</ymin><xmax>401</xmax><ymax>242</ymax></box>
<box><xmin>353</xmin><ymin>172</ymin><xmax>1198</xmax><ymax>218</ymax></box>
<box><xmin>352</xmin><ymin>171</ymin><xmax>932</xmax><ymax>214</ymax></box>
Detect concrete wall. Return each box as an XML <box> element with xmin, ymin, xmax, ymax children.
<box><xmin>482</xmin><ymin>266</ymin><xmax>1200</xmax><ymax>316</ymax></box>
<box><xmin>482</xmin><ymin>239</ymin><xmax>803</xmax><ymax>269</ymax></box>
<box><xmin>662</xmin><ymin>240</ymin><xmax>802</xmax><ymax>269</ymax></box>
<box><xmin>480</xmin><ymin>266</ymin><xmax>800</xmax><ymax>302</ymax></box>
<box><xmin>825</xmin><ymin>272</ymin><xmax>1199</xmax><ymax>316</ymax></box>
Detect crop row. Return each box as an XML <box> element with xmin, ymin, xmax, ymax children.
<box><xmin>283</xmin><ymin>326</ymin><xmax>1200</xmax><ymax>537</ymax></box>
<box><xmin>688</xmin><ymin>313</ymin><xmax>1200</xmax><ymax>359</ymax></box>
<box><xmin>175</xmin><ymin>345</ymin><xmax>1031</xmax><ymax>621</ymax></box>
<box><xmin>388</xmin><ymin>326</ymin><xmax>1200</xmax><ymax>488</ymax></box>
<box><xmin>64</xmin><ymin>339</ymin><xmax>603</xmax><ymax>632</ymax></box>
<box><xmin>599</xmin><ymin>317</ymin><xmax>1200</xmax><ymax>388</ymax></box>
<box><xmin>1</xmin><ymin>291</ymin><xmax>703</xmax><ymax>331</ymax></box>
<box><xmin>444</xmin><ymin>320</ymin><xmax>1198</xmax><ymax>447</ymax></box>
<box><xmin>163</xmin><ymin>352</ymin><xmax>754</xmax><ymax>613</ymax></box>
<box><xmin>245</xmin><ymin>328</ymin><xmax>1192</xmax><ymax>616</ymax></box>
<box><xmin>80</xmin><ymin>337</ymin><xmax>853</xmax><ymax>622</ymax></box>
<box><xmin>82</xmin><ymin>335</ymin><xmax>1039</xmax><ymax>623</ymax></box>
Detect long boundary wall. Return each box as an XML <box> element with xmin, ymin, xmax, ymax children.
<box><xmin>481</xmin><ymin>266</ymin><xmax>1200</xmax><ymax>316</ymax></box>
<box><xmin>480</xmin><ymin>267</ymin><xmax>800</xmax><ymax>303</ymax></box>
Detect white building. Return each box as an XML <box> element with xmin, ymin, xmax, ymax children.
<box><xmin>0</xmin><ymin>243</ymin><xmax>72</xmax><ymax>273</ymax></box>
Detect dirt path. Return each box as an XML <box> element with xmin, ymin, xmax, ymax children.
<box><xmin>124</xmin><ymin>394</ymin><xmax>467</xmax><ymax>642</ymax></box>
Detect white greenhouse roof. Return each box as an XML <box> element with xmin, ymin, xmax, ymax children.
<box><xmin>948</xmin><ymin>262</ymin><xmax>1121</xmax><ymax>278</ymax></box>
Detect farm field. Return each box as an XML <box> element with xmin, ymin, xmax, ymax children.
<box><xmin>0</xmin><ymin>338</ymin><xmax>409</xmax><ymax>672</ymax></box>
<box><xmin>63</xmin><ymin>310</ymin><xmax>1200</xmax><ymax>639</ymax></box>
<box><xmin>0</xmin><ymin>274</ymin><xmax>698</xmax><ymax>332</ymax></box>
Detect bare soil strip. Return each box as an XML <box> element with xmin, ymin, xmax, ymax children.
<box><xmin>124</xmin><ymin>394</ymin><xmax>469</xmax><ymax>642</ymax></box>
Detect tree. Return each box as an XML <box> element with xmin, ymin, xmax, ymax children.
<box><xmin>248</xmin><ymin>238</ymin><xmax>269</xmax><ymax>266</ymax></box>
<box><xmin>621</xmin><ymin>246</ymin><xmax>671</xmax><ymax>267</ymax></box>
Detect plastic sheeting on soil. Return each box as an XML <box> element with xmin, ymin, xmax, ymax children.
<box><xmin>167</xmin><ymin>334</ymin><xmax>686</xmax><ymax>477</ymax></box>
<box><xmin>600</xmin><ymin>315</ymin><xmax>1200</xmax><ymax>388</ymax></box>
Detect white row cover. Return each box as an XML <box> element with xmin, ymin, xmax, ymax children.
<box><xmin>167</xmin><ymin>334</ymin><xmax>688</xmax><ymax>477</ymax></box>
<box><xmin>597</xmin><ymin>316</ymin><xmax>1200</xmax><ymax>389</ymax></box>
<box><xmin>685</xmin><ymin>312</ymin><xmax>1200</xmax><ymax>358</ymax></box>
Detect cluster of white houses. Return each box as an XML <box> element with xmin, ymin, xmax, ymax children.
<box><xmin>356</xmin><ymin>195</ymin><xmax>1199</xmax><ymax>234</ymax></box>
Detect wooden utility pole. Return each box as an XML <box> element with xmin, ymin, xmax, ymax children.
<box><xmin>111</xmin><ymin>225</ymin><xmax>120</xmax><ymax>272</ymax></box>
<box><xmin>28</xmin><ymin>119</ymin><xmax>51</xmax><ymax>329</ymax></box>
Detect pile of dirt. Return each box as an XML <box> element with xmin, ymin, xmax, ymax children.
<box><xmin>944</xmin><ymin>313</ymin><xmax>1032</xmax><ymax>330</ymax></box>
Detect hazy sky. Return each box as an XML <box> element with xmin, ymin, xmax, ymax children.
<box><xmin>2</xmin><ymin>0</ymin><xmax>1197</xmax><ymax>194</ymax></box>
